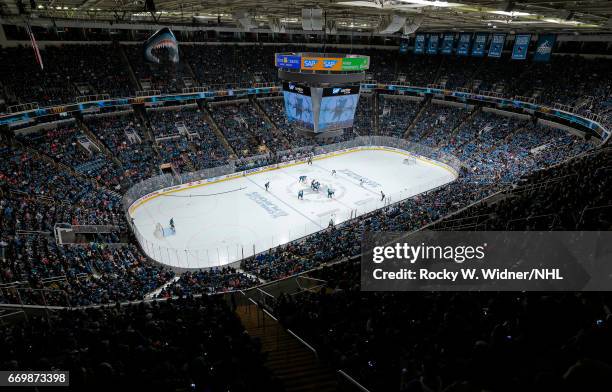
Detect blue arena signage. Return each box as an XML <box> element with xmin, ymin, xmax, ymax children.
<box><xmin>275</xmin><ymin>54</ymin><xmax>301</xmax><ymax>69</ymax></box>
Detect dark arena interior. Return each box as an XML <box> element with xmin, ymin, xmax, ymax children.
<box><xmin>1</xmin><ymin>0</ymin><xmax>612</xmax><ymax>391</ymax></box>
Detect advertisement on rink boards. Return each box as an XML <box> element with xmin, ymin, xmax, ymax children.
<box><xmin>362</xmin><ymin>231</ymin><xmax>612</xmax><ymax>291</ymax></box>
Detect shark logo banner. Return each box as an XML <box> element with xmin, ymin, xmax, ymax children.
<box><xmin>144</xmin><ymin>27</ymin><xmax>179</xmax><ymax>64</ymax></box>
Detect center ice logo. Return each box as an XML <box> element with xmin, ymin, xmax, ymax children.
<box><xmin>303</xmin><ymin>59</ymin><xmax>318</xmax><ymax>68</ymax></box>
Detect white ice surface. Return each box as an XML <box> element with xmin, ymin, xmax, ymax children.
<box><xmin>131</xmin><ymin>149</ymin><xmax>456</xmax><ymax>268</ymax></box>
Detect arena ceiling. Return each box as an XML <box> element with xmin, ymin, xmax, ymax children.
<box><xmin>2</xmin><ymin>0</ymin><xmax>612</xmax><ymax>33</ymax></box>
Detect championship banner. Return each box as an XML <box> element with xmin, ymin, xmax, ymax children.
<box><xmin>457</xmin><ymin>33</ymin><xmax>471</xmax><ymax>56</ymax></box>
<box><xmin>427</xmin><ymin>34</ymin><xmax>440</xmax><ymax>55</ymax></box>
<box><xmin>414</xmin><ymin>34</ymin><xmax>426</xmax><ymax>54</ymax></box>
<box><xmin>488</xmin><ymin>34</ymin><xmax>506</xmax><ymax>58</ymax></box>
<box><xmin>472</xmin><ymin>34</ymin><xmax>487</xmax><ymax>57</ymax></box>
<box><xmin>511</xmin><ymin>34</ymin><xmax>531</xmax><ymax>60</ymax></box>
<box><xmin>399</xmin><ymin>37</ymin><xmax>409</xmax><ymax>54</ymax></box>
<box><xmin>534</xmin><ymin>34</ymin><xmax>556</xmax><ymax>62</ymax></box>
<box><xmin>441</xmin><ymin>34</ymin><xmax>454</xmax><ymax>55</ymax></box>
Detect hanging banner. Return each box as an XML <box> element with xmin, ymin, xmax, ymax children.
<box><xmin>457</xmin><ymin>33</ymin><xmax>471</xmax><ymax>56</ymax></box>
<box><xmin>427</xmin><ymin>34</ymin><xmax>439</xmax><ymax>55</ymax></box>
<box><xmin>488</xmin><ymin>33</ymin><xmax>506</xmax><ymax>58</ymax></box>
<box><xmin>441</xmin><ymin>34</ymin><xmax>455</xmax><ymax>55</ymax></box>
<box><xmin>414</xmin><ymin>34</ymin><xmax>426</xmax><ymax>54</ymax></box>
<box><xmin>472</xmin><ymin>34</ymin><xmax>487</xmax><ymax>57</ymax></box>
<box><xmin>399</xmin><ymin>37</ymin><xmax>409</xmax><ymax>54</ymax></box>
<box><xmin>533</xmin><ymin>34</ymin><xmax>556</xmax><ymax>62</ymax></box>
<box><xmin>511</xmin><ymin>34</ymin><xmax>531</xmax><ymax>60</ymax></box>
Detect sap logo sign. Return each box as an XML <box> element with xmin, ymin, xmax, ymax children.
<box><xmin>303</xmin><ymin>59</ymin><xmax>318</xmax><ymax>68</ymax></box>
<box><xmin>323</xmin><ymin>60</ymin><xmax>337</xmax><ymax>68</ymax></box>
<box><xmin>332</xmin><ymin>88</ymin><xmax>341</xmax><ymax>94</ymax></box>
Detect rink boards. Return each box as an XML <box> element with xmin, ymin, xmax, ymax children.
<box><xmin>128</xmin><ymin>146</ymin><xmax>458</xmax><ymax>269</ymax></box>
<box><xmin>128</xmin><ymin>146</ymin><xmax>457</xmax><ymax>216</ymax></box>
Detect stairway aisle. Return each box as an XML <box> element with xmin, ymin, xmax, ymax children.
<box><xmin>235</xmin><ymin>303</ymin><xmax>339</xmax><ymax>392</ymax></box>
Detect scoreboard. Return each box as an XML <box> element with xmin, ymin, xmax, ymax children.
<box><xmin>282</xmin><ymin>82</ymin><xmax>360</xmax><ymax>133</ymax></box>
<box><xmin>276</xmin><ymin>54</ymin><xmax>369</xmax><ymax>72</ymax></box>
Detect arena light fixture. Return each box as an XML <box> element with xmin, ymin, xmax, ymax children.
<box><xmin>488</xmin><ymin>11</ymin><xmax>532</xmax><ymax>17</ymax></box>
<box><xmin>395</xmin><ymin>0</ymin><xmax>462</xmax><ymax>8</ymax></box>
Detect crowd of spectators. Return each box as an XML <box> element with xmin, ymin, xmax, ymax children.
<box><xmin>210</xmin><ymin>102</ymin><xmax>279</xmax><ymax>157</ymax></box>
<box><xmin>0</xmin><ymin>47</ymin><xmax>606</xmax><ymax>306</ymax></box>
<box><xmin>258</xmin><ymin>98</ymin><xmax>314</xmax><ymax>148</ymax></box>
<box><xmin>412</xmin><ymin>103</ymin><xmax>471</xmax><ymax>146</ymax></box>
<box><xmin>3</xmin><ymin>45</ymin><xmax>611</xmax><ymax>120</ymax></box>
<box><xmin>146</xmin><ymin>106</ymin><xmax>230</xmax><ymax>171</ymax></box>
<box><xmin>157</xmin><ymin>267</ymin><xmax>259</xmax><ymax>298</ymax></box>
<box><xmin>17</xmin><ymin>122</ymin><xmax>125</xmax><ymax>190</ymax></box>
<box><xmin>270</xmin><ymin>146</ymin><xmax>611</xmax><ymax>391</ymax></box>
<box><xmin>353</xmin><ymin>94</ymin><xmax>375</xmax><ymax>136</ymax></box>
<box><xmin>0</xmin><ymin>140</ymin><xmax>175</xmax><ymax>306</ymax></box>
<box><xmin>85</xmin><ymin>112</ymin><xmax>159</xmax><ymax>183</ymax></box>
<box><xmin>0</xmin><ymin>44</ymin><xmax>134</xmax><ymax>107</ymax></box>
<box><xmin>378</xmin><ymin>96</ymin><xmax>420</xmax><ymax>138</ymax></box>
<box><xmin>0</xmin><ymin>295</ymin><xmax>281</xmax><ymax>391</ymax></box>
<box><xmin>1</xmin><ymin>42</ymin><xmax>611</xmax><ymax>392</ymax></box>
<box><xmin>275</xmin><ymin>262</ymin><xmax>612</xmax><ymax>391</ymax></box>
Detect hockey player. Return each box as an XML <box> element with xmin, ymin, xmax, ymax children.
<box><xmin>170</xmin><ymin>218</ymin><xmax>175</xmax><ymax>232</ymax></box>
<box><xmin>327</xmin><ymin>188</ymin><xmax>335</xmax><ymax>198</ymax></box>
<box><xmin>380</xmin><ymin>191</ymin><xmax>385</xmax><ymax>201</ymax></box>
<box><xmin>307</xmin><ymin>156</ymin><xmax>313</xmax><ymax>165</ymax></box>
<box><xmin>331</xmin><ymin>169</ymin><xmax>336</xmax><ymax>176</ymax></box>
<box><xmin>265</xmin><ymin>181</ymin><xmax>270</xmax><ymax>191</ymax></box>
<box><xmin>298</xmin><ymin>190</ymin><xmax>304</xmax><ymax>200</ymax></box>
<box><xmin>360</xmin><ymin>178</ymin><xmax>365</xmax><ymax>187</ymax></box>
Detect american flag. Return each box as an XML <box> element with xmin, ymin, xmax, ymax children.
<box><xmin>25</xmin><ymin>22</ymin><xmax>43</xmax><ymax>70</ymax></box>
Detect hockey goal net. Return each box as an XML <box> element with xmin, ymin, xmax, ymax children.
<box><xmin>403</xmin><ymin>156</ymin><xmax>417</xmax><ymax>165</ymax></box>
<box><xmin>153</xmin><ymin>223</ymin><xmax>164</xmax><ymax>238</ymax></box>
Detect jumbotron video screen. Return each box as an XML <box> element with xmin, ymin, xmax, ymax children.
<box><xmin>318</xmin><ymin>85</ymin><xmax>360</xmax><ymax>131</ymax></box>
<box><xmin>282</xmin><ymin>82</ymin><xmax>314</xmax><ymax>130</ymax></box>
<box><xmin>282</xmin><ymin>82</ymin><xmax>360</xmax><ymax>133</ymax></box>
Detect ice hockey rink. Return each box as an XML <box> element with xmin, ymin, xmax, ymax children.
<box><xmin>130</xmin><ymin>148</ymin><xmax>457</xmax><ymax>269</ymax></box>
